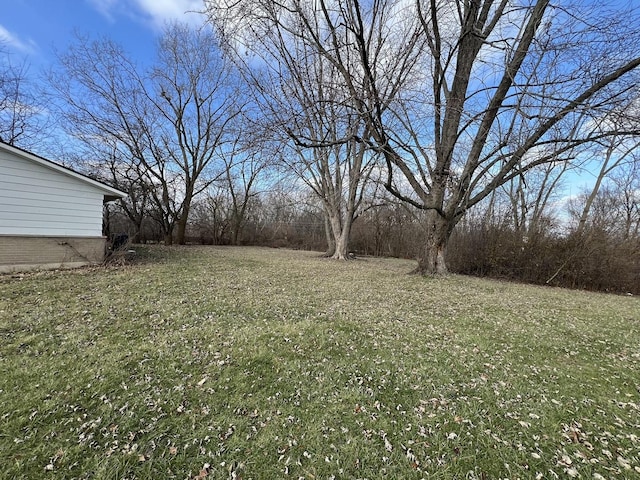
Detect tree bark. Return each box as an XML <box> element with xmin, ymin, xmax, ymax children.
<box><xmin>175</xmin><ymin>215</ymin><xmax>188</xmax><ymax>245</ymax></box>
<box><xmin>328</xmin><ymin>212</ymin><xmax>344</xmax><ymax>258</ymax></box>
<box><xmin>332</xmin><ymin>218</ymin><xmax>353</xmax><ymax>260</ymax></box>
<box><xmin>322</xmin><ymin>214</ymin><xmax>336</xmax><ymax>257</ymax></box>
<box><xmin>175</xmin><ymin>189</ymin><xmax>195</xmax><ymax>245</ymax></box>
<box><xmin>230</xmin><ymin>212</ymin><xmax>243</xmax><ymax>245</ymax></box>
<box><xmin>332</xmin><ymin>234</ymin><xmax>349</xmax><ymax>260</ymax></box>
<box><xmin>231</xmin><ymin>224</ymin><xmax>240</xmax><ymax>245</ymax></box>
<box><xmin>325</xmin><ymin>207</ymin><xmax>356</xmax><ymax>260</ymax></box>
<box><xmin>414</xmin><ymin>210</ymin><xmax>453</xmax><ymax>275</ymax></box>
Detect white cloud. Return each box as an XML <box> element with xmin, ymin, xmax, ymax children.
<box><xmin>89</xmin><ymin>0</ymin><xmax>205</xmax><ymax>30</ymax></box>
<box><xmin>87</xmin><ymin>0</ymin><xmax>119</xmax><ymax>22</ymax></box>
<box><xmin>0</xmin><ymin>24</ymin><xmax>37</xmax><ymax>54</ymax></box>
<box><xmin>134</xmin><ymin>0</ymin><xmax>204</xmax><ymax>28</ymax></box>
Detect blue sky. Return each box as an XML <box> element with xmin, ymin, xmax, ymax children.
<box><xmin>0</xmin><ymin>0</ymin><xmax>616</xmax><ymax>196</ymax></box>
<box><xmin>1</xmin><ymin>0</ymin><xmax>205</xmax><ymax>68</ymax></box>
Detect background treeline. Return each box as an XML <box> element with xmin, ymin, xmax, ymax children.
<box><xmin>2</xmin><ymin>2</ymin><xmax>640</xmax><ymax>294</ymax></box>
<box><xmin>104</xmin><ymin>162</ymin><xmax>640</xmax><ymax>294</ymax></box>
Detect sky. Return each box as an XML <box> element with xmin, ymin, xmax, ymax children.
<box><xmin>0</xmin><ymin>0</ymin><xmax>615</xmax><ymax>198</ymax></box>
<box><xmin>1</xmin><ymin>0</ymin><xmax>206</xmax><ymax>68</ymax></box>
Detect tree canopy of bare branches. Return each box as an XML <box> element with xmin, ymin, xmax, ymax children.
<box><xmin>207</xmin><ymin>0</ymin><xmax>383</xmax><ymax>259</ymax></box>
<box><xmin>206</xmin><ymin>0</ymin><xmax>640</xmax><ymax>273</ymax></box>
<box><xmin>50</xmin><ymin>23</ymin><xmax>243</xmax><ymax>244</ymax></box>
<box><xmin>0</xmin><ymin>43</ymin><xmax>48</xmax><ymax>148</ymax></box>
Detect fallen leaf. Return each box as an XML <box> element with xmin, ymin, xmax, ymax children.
<box><xmin>617</xmin><ymin>456</ymin><xmax>631</xmax><ymax>470</ymax></box>
<box><xmin>194</xmin><ymin>468</ymin><xmax>208</xmax><ymax>479</ymax></box>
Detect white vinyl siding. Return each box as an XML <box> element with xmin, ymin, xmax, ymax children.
<box><xmin>0</xmin><ymin>150</ymin><xmax>105</xmax><ymax>237</ymax></box>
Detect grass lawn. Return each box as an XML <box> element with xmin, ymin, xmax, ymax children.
<box><xmin>1</xmin><ymin>246</ymin><xmax>639</xmax><ymax>479</ymax></box>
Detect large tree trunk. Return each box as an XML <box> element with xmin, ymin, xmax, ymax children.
<box><xmin>332</xmin><ymin>214</ymin><xmax>354</xmax><ymax>260</ymax></box>
<box><xmin>325</xmin><ymin>209</ymin><xmax>356</xmax><ymax>260</ymax></box>
<box><xmin>175</xmin><ymin>190</ymin><xmax>195</xmax><ymax>245</ymax></box>
<box><xmin>130</xmin><ymin>218</ymin><xmax>143</xmax><ymax>244</ymax></box>
<box><xmin>323</xmin><ymin>214</ymin><xmax>336</xmax><ymax>257</ymax></box>
<box><xmin>231</xmin><ymin>214</ymin><xmax>242</xmax><ymax>245</ymax></box>
<box><xmin>175</xmin><ymin>206</ymin><xmax>190</xmax><ymax>245</ymax></box>
<box><xmin>231</xmin><ymin>225</ymin><xmax>240</xmax><ymax>246</ymax></box>
<box><xmin>332</xmin><ymin>229</ymin><xmax>349</xmax><ymax>260</ymax></box>
<box><xmin>327</xmin><ymin>212</ymin><xmax>343</xmax><ymax>258</ymax></box>
<box><xmin>414</xmin><ymin>210</ymin><xmax>454</xmax><ymax>275</ymax></box>
<box><xmin>162</xmin><ymin>214</ymin><xmax>175</xmax><ymax>245</ymax></box>
<box><xmin>175</xmin><ymin>216</ymin><xmax>188</xmax><ymax>245</ymax></box>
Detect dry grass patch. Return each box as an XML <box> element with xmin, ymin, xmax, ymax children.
<box><xmin>1</xmin><ymin>246</ymin><xmax>638</xmax><ymax>479</ymax></box>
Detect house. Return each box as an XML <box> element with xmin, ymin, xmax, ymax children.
<box><xmin>0</xmin><ymin>141</ymin><xmax>127</xmax><ymax>273</ymax></box>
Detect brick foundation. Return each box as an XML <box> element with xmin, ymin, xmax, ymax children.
<box><xmin>0</xmin><ymin>236</ymin><xmax>106</xmax><ymax>273</ymax></box>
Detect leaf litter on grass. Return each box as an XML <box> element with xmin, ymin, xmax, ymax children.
<box><xmin>0</xmin><ymin>246</ymin><xmax>638</xmax><ymax>479</ymax></box>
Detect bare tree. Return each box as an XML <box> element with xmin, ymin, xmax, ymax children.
<box><xmin>502</xmin><ymin>161</ymin><xmax>568</xmax><ymax>238</ymax></box>
<box><xmin>152</xmin><ymin>23</ymin><xmax>243</xmax><ymax>244</ymax></box>
<box><xmin>287</xmin><ymin>120</ymin><xmax>376</xmax><ymax>259</ymax></box>
<box><xmin>80</xmin><ymin>141</ymin><xmax>156</xmax><ymax>242</ymax></box>
<box><xmin>207</xmin><ymin>1</ymin><xmax>380</xmax><ymax>259</ymax></box>
<box><xmin>0</xmin><ymin>43</ymin><xmax>48</xmax><ymax>148</ymax></box>
<box><xmin>571</xmin><ymin>155</ymin><xmax>640</xmax><ymax>240</ymax></box>
<box><xmin>573</xmin><ymin>105</ymin><xmax>640</xmax><ymax>235</ymax></box>
<box><xmin>190</xmin><ymin>191</ymin><xmax>232</xmax><ymax>244</ymax></box>
<box><xmin>206</xmin><ymin>0</ymin><xmax>640</xmax><ymax>274</ymax></box>
<box><xmin>50</xmin><ymin>24</ymin><xmax>241</xmax><ymax>245</ymax></box>
<box><xmin>220</xmin><ymin>128</ymin><xmax>275</xmax><ymax>245</ymax></box>
<box><xmin>611</xmin><ymin>161</ymin><xmax>640</xmax><ymax>240</ymax></box>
